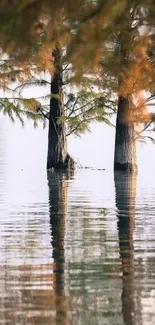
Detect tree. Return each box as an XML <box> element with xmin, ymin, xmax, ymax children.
<box><xmin>46</xmin><ymin>48</ymin><xmax>74</xmax><ymax>170</ymax></box>
<box><xmin>46</xmin><ymin>46</ymin><xmax>115</xmax><ymax>170</ymax></box>
<box><xmin>68</xmin><ymin>0</ymin><xmax>155</xmax><ymax>171</ymax></box>
<box><xmin>0</xmin><ymin>57</ymin><xmax>114</xmax><ymax>171</ymax></box>
<box><xmin>0</xmin><ymin>1</ymin><xmax>155</xmax><ymax>171</ymax></box>
<box><xmin>0</xmin><ymin>1</ymin><xmax>116</xmax><ymax>171</ymax></box>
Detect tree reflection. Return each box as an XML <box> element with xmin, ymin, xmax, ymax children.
<box><xmin>47</xmin><ymin>171</ymin><xmax>70</xmax><ymax>325</ymax></box>
<box><xmin>0</xmin><ymin>171</ymin><xmax>71</xmax><ymax>325</ymax></box>
<box><xmin>115</xmin><ymin>170</ymin><xmax>137</xmax><ymax>325</ymax></box>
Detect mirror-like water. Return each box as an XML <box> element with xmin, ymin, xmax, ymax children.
<box><xmin>0</xmin><ymin>118</ymin><xmax>155</xmax><ymax>325</ymax></box>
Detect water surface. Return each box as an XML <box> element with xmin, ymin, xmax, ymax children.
<box><xmin>0</xmin><ymin>118</ymin><xmax>155</xmax><ymax>324</ymax></box>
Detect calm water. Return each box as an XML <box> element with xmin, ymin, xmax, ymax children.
<box><xmin>0</xmin><ymin>118</ymin><xmax>155</xmax><ymax>325</ymax></box>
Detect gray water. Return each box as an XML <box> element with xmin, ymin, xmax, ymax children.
<box><xmin>0</xmin><ymin>118</ymin><xmax>155</xmax><ymax>325</ymax></box>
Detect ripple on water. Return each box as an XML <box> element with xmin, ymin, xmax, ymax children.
<box><xmin>0</xmin><ymin>155</ymin><xmax>154</xmax><ymax>324</ymax></box>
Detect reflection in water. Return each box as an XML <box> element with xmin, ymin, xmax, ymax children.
<box><xmin>65</xmin><ymin>172</ymin><xmax>122</xmax><ymax>325</ymax></box>
<box><xmin>47</xmin><ymin>171</ymin><xmax>70</xmax><ymax>325</ymax></box>
<box><xmin>115</xmin><ymin>171</ymin><xmax>138</xmax><ymax>325</ymax></box>
<box><xmin>0</xmin><ymin>171</ymin><xmax>71</xmax><ymax>325</ymax></box>
<box><xmin>0</xmin><ymin>138</ymin><xmax>155</xmax><ymax>325</ymax></box>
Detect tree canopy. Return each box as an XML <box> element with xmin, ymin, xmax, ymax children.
<box><xmin>0</xmin><ymin>0</ymin><xmax>155</xmax><ymax>132</ymax></box>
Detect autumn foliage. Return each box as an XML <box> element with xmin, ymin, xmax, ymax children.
<box><xmin>0</xmin><ymin>0</ymin><xmax>154</xmax><ymax>129</ymax></box>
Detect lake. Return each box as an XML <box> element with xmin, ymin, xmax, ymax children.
<box><xmin>0</xmin><ymin>117</ymin><xmax>155</xmax><ymax>325</ymax></box>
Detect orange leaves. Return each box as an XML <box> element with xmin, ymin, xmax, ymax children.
<box><xmin>119</xmin><ymin>60</ymin><xmax>152</xmax><ymax>96</ymax></box>
<box><xmin>68</xmin><ymin>0</ymin><xmax>127</xmax><ymax>75</ymax></box>
<box><xmin>119</xmin><ymin>35</ymin><xmax>153</xmax><ymax>97</ymax></box>
<box><xmin>35</xmin><ymin>46</ymin><xmax>54</xmax><ymax>73</ymax></box>
<box><xmin>119</xmin><ymin>92</ymin><xmax>151</xmax><ymax>126</ymax></box>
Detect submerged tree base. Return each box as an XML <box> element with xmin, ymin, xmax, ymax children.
<box><xmin>114</xmin><ymin>162</ymin><xmax>137</xmax><ymax>172</ymax></box>
<box><xmin>47</xmin><ymin>154</ymin><xmax>74</xmax><ymax>171</ymax></box>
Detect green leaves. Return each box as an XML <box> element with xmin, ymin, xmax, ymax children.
<box><xmin>19</xmin><ymin>98</ymin><xmax>41</xmax><ymax>111</ymax></box>
<box><xmin>63</xmin><ymin>88</ymin><xmax>115</xmax><ymax>136</ymax></box>
<box><xmin>0</xmin><ymin>99</ymin><xmax>24</xmax><ymax>125</ymax></box>
<box><xmin>0</xmin><ymin>97</ymin><xmax>45</xmax><ymax>128</ymax></box>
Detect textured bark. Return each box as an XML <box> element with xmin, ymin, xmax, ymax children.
<box><xmin>114</xmin><ymin>96</ymin><xmax>137</xmax><ymax>172</ymax></box>
<box><xmin>47</xmin><ymin>49</ymin><xmax>74</xmax><ymax>171</ymax></box>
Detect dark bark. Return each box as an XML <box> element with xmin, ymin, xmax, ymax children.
<box><xmin>114</xmin><ymin>96</ymin><xmax>137</xmax><ymax>172</ymax></box>
<box><xmin>47</xmin><ymin>48</ymin><xmax>74</xmax><ymax>171</ymax></box>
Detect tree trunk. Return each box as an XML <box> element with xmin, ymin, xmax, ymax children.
<box><xmin>114</xmin><ymin>96</ymin><xmax>137</xmax><ymax>172</ymax></box>
<box><xmin>47</xmin><ymin>48</ymin><xmax>74</xmax><ymax>171</ymax></box>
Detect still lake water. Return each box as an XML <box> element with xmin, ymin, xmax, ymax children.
<box><xmin>0</xmin><ymin>117</ymin><xmax>155</xmax><ymax>325</ymax></box>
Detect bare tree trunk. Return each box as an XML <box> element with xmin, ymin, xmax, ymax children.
<box><xmin>114</xmin><ymin>96</ymin><xmax>137</xmax><ymax>171</ymax></box>
<box><xmin>47</xmin><ymin>48</ymin><xmax>74</xmax><ymax>171</ymax></box>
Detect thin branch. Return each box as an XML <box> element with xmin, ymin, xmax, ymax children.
<box><xmin>66</xmin><ymin>117</ymin><xmax>96</xmax><ymax>136</ymax></box>
<box><xmin>136</xmin><ymin>121</ymin><xmax>152</xmax><ymax>136</ymax></box>
<box><xmin>13</xmin><ymin>79</ymin><xmax>51</xmax><ymax>93</ymax></box>
<box><xmin>63</xmin><ymin>63</ymin><xmax>71</xmax><ymax>71</ymax></box>
<box><xmin>38</xmin><ymin>107</ymin><xmax>49</xmax><ymax>120</ymax></box>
